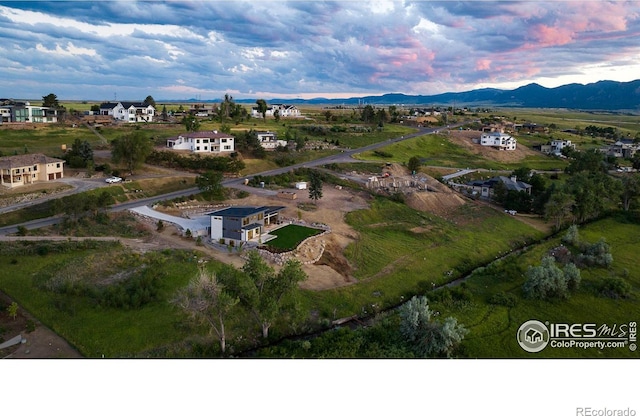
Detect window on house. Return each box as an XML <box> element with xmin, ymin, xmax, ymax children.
<box><xmin>34</xmin><ymin>165</ymin><xmax>38</xmax><ymax>171</ymax></box>
<box><xmin>221</xmin><ymin>138</ymin><xmax>227</xmax><ymax>143</ymax></box>
<box><xmin>224</xmin><ymin>146</ymin><xmax>231</xmax><ymax>150</ymax></box>
<box><xmin>56</xmin><ymin>163</ymin><xmax>60</xmax><ymax>168</ymax></box>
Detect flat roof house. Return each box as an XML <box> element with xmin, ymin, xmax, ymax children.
<box><xmin>208</xmin><ymin>206</ymin><xmax>284</xmax><ymax>244</ymax></box>
<box><xmin>0</xmin><ymin>153</ymin><xmax>65</xmax><ymax>188</ymax></box>
<box><xmin>255</xmin><ymin>131</ymin><xmax>288</xmax><ymax>150</ymax></box>
<box><xmin>167</xmin><ymin>131</ymin><xmax>235</xmax><ymax>153</ymax></box>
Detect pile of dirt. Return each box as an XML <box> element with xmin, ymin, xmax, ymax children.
<box><xmin>405</xmin><ymin>188</ymin><xmax>467</xmax><ymax>217</ymax></box>
<box><xmin>446</xmin><ymin>129</ymin><xmax>539</xmax><ymax>163</ymax></box>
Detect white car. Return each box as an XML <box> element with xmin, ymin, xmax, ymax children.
<box><xmin>105</xmin><ymin>176</ymin><xmax>122</xmax><ymax>184</ymax></box>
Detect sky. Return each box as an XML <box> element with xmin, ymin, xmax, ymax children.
<box><xmin>1</xmin><ymin>0</ymin><xmax>640</xmax><ymax>102</ymax></box>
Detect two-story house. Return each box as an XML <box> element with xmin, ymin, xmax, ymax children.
<box><xmin>540</xmin><ymin>139</ymin><xmax>575</xmax><ymax>156</ymax></box>
<box><xmin>0</xmin><ymin>101</ymin><xmax>59</xmax><ymax>123</ymax></box>
<box><xmin>479</xmin><ymin>132</ymin><xmax>517</xmax><ymax>150</ymax></box>
<box><xmin>0</xmin><ymin>153</ymin><xmax>65</xmax><ymax>188</ymax></box>
<box><xmin>209</xmin><ymin>206</ymin><xmax>284</xmax><ymax>245</ymax></box>
<box><xmin>100</xmin><ymin>101</ymin><xmax>155</xmax><ymax>123</ymax></box>
<box><xmin>255</xmin><ymin>131</ymin><xmax>288</xmax><ymax>150</ymax></box>
<box><xmin>251</xmin><ymin>104</ymin><xmax>301</xmax><ymax>118</ymax></box>
<box><xmin>167</xmin><ymin>131</ymin><xmax>235</xmax><ymax>153</ymax></box>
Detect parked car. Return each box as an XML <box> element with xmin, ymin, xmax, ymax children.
<box><xmin>105</xmin><ymin>176</ymin><xmax>122</xmax><ymax>183</ymax></box>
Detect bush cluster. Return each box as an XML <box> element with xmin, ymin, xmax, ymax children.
<box><xmin>146</xmin><ymin>151</ymin><xmax>245</xmax><ymax>174</ymax></box>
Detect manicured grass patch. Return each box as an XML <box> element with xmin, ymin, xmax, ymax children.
<box><xmin>266</xmin><ymin>224</ymin><xmax>323</xmax><ymax>251</ymax></box>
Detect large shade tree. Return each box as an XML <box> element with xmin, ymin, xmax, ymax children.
<box><xmin>221</xmin><ymin>251</ymin><xmax>306</xmax><ymax>338</ymax></box>
<box><xmin>111</xmin><ymin>131</ymin><xmax>153</xmax><ymax>175</ymax></box>
<box><xmin>174</xmin><ymin>265</ymin><xmax>239</xmax><ymax>354</ymax></box>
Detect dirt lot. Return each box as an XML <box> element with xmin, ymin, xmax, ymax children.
<box><xmin>447</xmin><ymin>129</ymin><xmax>540</xmax><ymax>163</ymax></box>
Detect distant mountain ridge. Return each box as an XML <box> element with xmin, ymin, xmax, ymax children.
<box><xmin>230</xmin><ymin>79</ymin><xmax>640</xmax><ymax>110</ymax></box>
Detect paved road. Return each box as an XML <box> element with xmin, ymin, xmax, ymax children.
<box><xmin>0</xmin><ymin>124</ymin><xmax>454</xmax><ymax>236</ymax></box>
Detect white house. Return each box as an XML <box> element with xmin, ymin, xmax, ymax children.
<box><xmin>251</xmin><ymin>104</ymin><xmax>301</xmax><ymax>118</ymax></box>
<box><xmin>550</xmin><ymin>139</ymin><xmax>574</xmax><ymax>156</ymax></box>
<box><xmin>100</xmin><ymin>101</ymin><xmax>155</xmax><ymax>123</ymax></box>
<box><xmin>480</xmin><ymin>132</ymin><xmax>517</xmax><ymax>150</ymax></box>
<box><xmin>256</xmin><ymin>131</ymin><xmax>288</xmax><ymax>150</ymax></box>
<box><xmin>167</xmin><ymin>131</ymin><xmax>235</xmax><ymax>153</ymax></box>
<box><xmin>0</xmin><ymin>102</ymin><xmax>59</xmax><ymax>123</ymax></box>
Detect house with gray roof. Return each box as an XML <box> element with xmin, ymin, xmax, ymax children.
<box><xmin>208</xmin><ymin>206</ymin><xmax>284</xmax><ymax>244</ymax></box>
<box><xmin>0</xmin><ymin>153</ymin><xmax>65</xmax><ymax>188</ymax></box>
<box><xmin>99</xmin><ymin>101</ymin><xmax>155</xmax><ymax>123</ymax></box>
<box><xmin>466</xmin><ymin>176</ymin><xmax>532</xmax><ymax>199</ymax></box>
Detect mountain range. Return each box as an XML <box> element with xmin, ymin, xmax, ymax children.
<box><xmin>232</xmin><ymin>79</ymin><xmax>640</xmax><ymax>111</ymax></box>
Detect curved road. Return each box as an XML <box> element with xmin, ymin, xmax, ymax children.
<box><xmin>0</xmin><ymin>124</ymin><xmax>454</xmax><ymax>236</ymax></box>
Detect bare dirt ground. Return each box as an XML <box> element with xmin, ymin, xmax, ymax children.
<box><xmin>447</xmin><ymin>130</ymin><xmax>539</xmax><ymax>163</ymax></box>
<box><xmin>162</xmin><ymin>185</ymin><xmax>370</xmax><ymax>290</ymax></box>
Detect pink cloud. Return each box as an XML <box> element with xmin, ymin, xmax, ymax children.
<box><xmin>529</xmin><ymin>24</ymin><xmax>574</xmax><ymax>47</ymax></box>
<box><xmin>475</xmin><ymin>59</ymin><xmax>491</xmax><ymax>71</ymax></box>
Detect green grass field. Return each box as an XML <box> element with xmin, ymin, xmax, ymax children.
<box><xmin>435</xmin><ymin>213</ymin><xmax>640</xmax><ymax>358</ymax></box>
<box><xmin>354</xmin><ymin>132</ymin><xmax>570</xmax><ymax>171</ymax></box>
<box><xmin>266</xmin><ymin>224</ymin><xmax>323</xmax><ymax>251</ymax></box>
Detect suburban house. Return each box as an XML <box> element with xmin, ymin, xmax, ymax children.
<box><xmin>255</xmin><ymin>131</ymin><xmax>288</xmax><ymax>150</ymax></box>
<box><xmin>208</xmin><ymin>206</ymin><xmax>284</xmax><ymax>244</ymax></box>
<box><xmin>479</xmin><ymin>132</ymin><xmax>517</xmax><ymax>150</ymax></box>
<box><xmin>466</xmin><ymin>176</ymin><xmax>532</xmax><ymax>199</ymax></box>
<box><xmin>166</xmin><ymin>131</ymin><xmax>235</xmax><ymax>153</ymax></box>
<box><xmin>540</xmin><ymin>139</ymin><xmax>575</xmax><ymax>156</ymax></box>
<box><xmin>601</xmin><ymin>140</ymin><xmax>638</xmax><ymax>159</ymax></box>
<box><xmin>99</xmin><ymin>101</ymin><xmax>155</xmax><ymax>123</ymax></box>
<box><xmin>251</xmin><ymin>104</ymin><xmax>301</xmax><ymax>118</ymax></box>
<box><xmin>0</xmin><ymin>100</ymin><xmax>59</xmax><ymax>123</ymax></box>
<box><xmin>0</xmin><ymin>153</ymin><xmax>65</xmax><ymax>188</ymax></box>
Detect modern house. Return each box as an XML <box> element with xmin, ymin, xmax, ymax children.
<box><xmin>479</xmin><ymin>132</ymin><xmax>517</xmax><ymax>150</ymax></box>
<box><xmin>0</xmin><ymin>100</ymin><xmax>59</xmax><ymax>123</ymax></box>
<box><xmin>540</xmin><ymin>139</ymin><xmax>575</xmax><ymax>156</ymax></box>
<box><xmin>255</xmin><ymin>131</ymin><xmax>288</xmax><ymax>150</ymax></box>
<box><xmin>466</xmin><ymin>176</ymin><xmax>532</xmax><ymax>199</ymax></box>
<box><xmin>0</xmin><ymin>153</ymin><xmax>65</xmax><ymax>188</ymax></box>
<box><xmin>208</xmin><ymin>206</ymin><xmax>284</xmax><ymax>245</ymax></box>
<box><xmin>99</xmin><ymin>101</ymin><xmax>155</xmax><ymax>123</ymax></box>
<box><xmin>166</xmin><ymin>131</ymin><xmax>235</xmax><ymax>153</ymax></box>
<box><xmin>601</xmin><ymin>140</ymin><xmax>638</xmax><ymax>159</ymax></box>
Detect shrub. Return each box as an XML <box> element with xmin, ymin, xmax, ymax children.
<box><xmin>523</xmin><ymin>256</ymin><xmax>569</xmax><ymax>300</ymax></box>
<box><xmin>488</xmin><ymin>292</ymin><xmax>518</xmax><ymax>307</ymax></box>
<box><xmin>596</xmin><ymin>277</ymin><xmax>631</xmax><ymax>299</ymax></box>
<box><xmin>577</xmin><ymin>238</ymin><xmax>613</xmax><ymax>268</ymax></box>
<box><xmin>562</xmin><ymin>224</ymin><xmax>580</xmax><ymax>246</ymax></box>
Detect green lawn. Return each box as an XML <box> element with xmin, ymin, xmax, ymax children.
<box><xmin>266</xmin><ymin>224</ymin><xmax>323</xmax><ymax>251</ymax></box>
